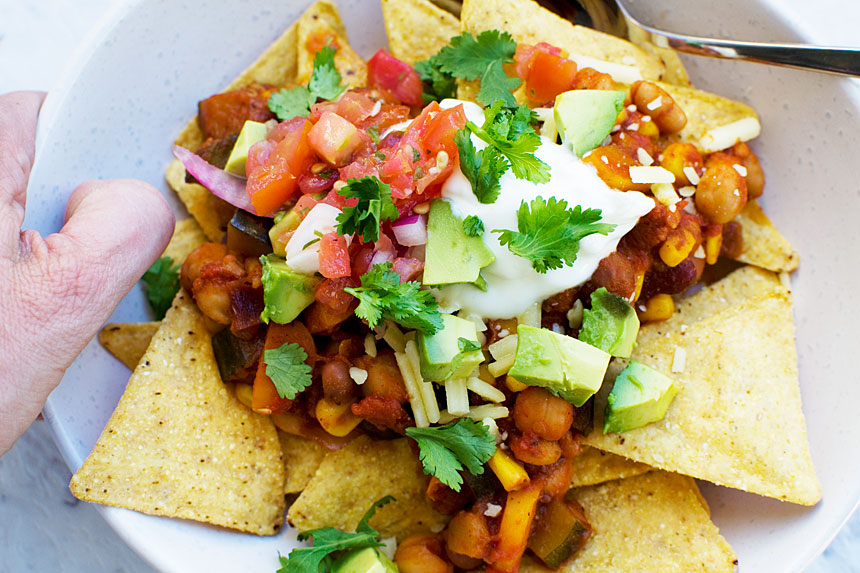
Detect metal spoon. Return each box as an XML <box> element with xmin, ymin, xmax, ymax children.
<box><xmin>559</xmin><ymin>0</ymin><xmax>860</xmax><ymax>77</ymax></box>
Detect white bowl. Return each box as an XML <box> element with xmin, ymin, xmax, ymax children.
<box><xmin>24</xmin><ymin>0</ymin><xmax>860</xmax><ymax>571</ymax></box>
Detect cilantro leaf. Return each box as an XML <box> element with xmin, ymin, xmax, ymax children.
<box><xmin>414</xmin><ymin>59</ymin><xmax>457</xmax><ymax>104</ymax></box>
<box><xmin>335</xmin><ymin>177</ymin><xmax>399</xmax><ymax>243</ymax></box>
<box><xmin>455</xmin><ymin>129</ymin><xmax>507</xmax><ymax>204</ymax></box>
<box><xmin>463</xmin><ymin>215</ymin><xmax>485</xmax><ymax>237</ymax></box>
<box><xmin>431</xmin><ymin>30</ymin><xmax>520</xmax><ymax>107</ymax></box>
<box><xmin>277</xmin><ymin>497</ymin><xmax>394</xmax><ymax>573</ymax></box>
<box><xmin>268</xmin><ymin>44</ymin><xmax>343</xmax><ymax>121</ymax></box>
<box><xmin>457</xmin><ymin>337</ymin><xmax>481</xmax><ymax>353</ymax></box>
<box><xmin>345</xmin><ymin>262</ymin><xmax>444</xmax><ymax>335</ymax></box>
<box><xmin>141</xmin><ymin>256</ymin><xmax>180</xmax><ymax>320</ymax></box>
<box><xmin>405</xmin><ymin>419</ymin><xmax>497</xmax><ymax>492</ymax></box>
<box><xmin>493</xmin><ymin>196</ymin><xmax>616</xmax><ymax>273</ymax></box>
<box><xmin>264</xmin><ymin>343</ymin><xmax>313</xmax><ymax>399</ymax></box>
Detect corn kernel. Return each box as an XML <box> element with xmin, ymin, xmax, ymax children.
<box><xmin>659</xmin><ymin>227</ymin><xmax>697</xmax><ymax>267</ymax></box>
<box><xmin>638</xmin><ymin>118</ymin><xmax>660</xmax><ymax>138</ymax></box>
<box><xmin>488</xmin><ymin>449</ymin><xmax>531</xmax><ymax>491</ymax></box>
<box><xmin>505</xmin><ymin>375</ymin><xmax>528</xmax><ymax>393</ymax></box>
<box><xmin>234</xmin><ymin>383</ymin><xmax>253</xmax><ymax>409</ymax></box>
<box><xmin>315</xmin><ymin>398</ymin><xmax>362</xmax><ymax>437</ymax></box>
<box><xmin>638</xmin><ymin>293</ymin><xmax>675</xmax><ymax>322</ymax></box>
<box><xmin>705</xmin><ymin>232</ymin><xmax>723</xmax><ymax>265</ymax></box>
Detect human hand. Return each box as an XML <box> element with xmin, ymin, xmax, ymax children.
<box><xmin>0</xmin><ymin>91</ymin><xmax>175</xmax><ymax>456</ymax></box>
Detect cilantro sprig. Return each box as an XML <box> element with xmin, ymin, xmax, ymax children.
<box><xmin>141</xmin><ymin>256</ymin><xmax>180</xmax><ymax>320</ymax></box>
<box><xmin>277</xmin><ymin>496</ymin><xmax>394</xmax><ymax>573</ymax></box>
<box><xmin>414</xmin><ymin>59</ymin><xmax>457</xmax><ymax>104</ymax></box>
<box><xmin>264</xmin><ymin>342</ymin><xmax>313</xmax><ymax>399</ymax></box>
<box><xmin>463</xmin><ymin>215</ymin><xmax>485</xmax><ymax>237</ymax></box>
<box><xmin>430</xmin><ymin>30</ymin><xmax>520</xmax><ymax>106</ymax></box>
<box><xmin>345</xmin><ymin>262</ymin><xmax>444</xmax><ymax>335</ymax></box>
<box><xmin>494</xmin><ymin>196</ymin><xmax>617</xmax><ymax>273</ymax></box>
<box><xmin>456</xmin><ymin>102</ymin><xmax>550</xmax><ymax>203</ymax></box>
<box><xmin>335</xmin><ymin>177</ymin><xmax>399</xmax><ymax>243</ymax></box>
<box><xmin>268</xmin><ymin>44</ymin><xmax>344</xmax><ymax>120</ymax></box>
<box><xmin>405</xmin><ymin>419</ymin><xmax>497</xmax><ymax>492</ymax></box>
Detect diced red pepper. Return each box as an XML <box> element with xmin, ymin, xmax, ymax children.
<box><xmin>525</xmin><ymin>50</ymin><xmax>578</xmax><ymax>104</ymax></box>
<box><xmin>367</xmin><ymin>49</ymin><xmax>424</xmax><ymax>107</ymax></box>
<box><xmin>318</xmin><ymin>232</ymin><xmax>351</xmax><ymax>278</ymax></box>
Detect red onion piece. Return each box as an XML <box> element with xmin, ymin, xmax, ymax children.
<box><xmin>370</xmin><ymin>232</ymin><xmax>396</xmax><ymax>267</ymax></box>
<box><xmin>172</xmin><ymin>145</ymin><xmax>258</xmax><ymax>215</ymax></box>
<box><xmin>391</xmin><ymin>213</ymin><xmax>427</xmax><ymax>246</ymax></box>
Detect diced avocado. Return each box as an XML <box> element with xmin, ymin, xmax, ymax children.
<box><xmin>423</xmin><ymin>200</ymin><xmax>495</xmax><ymax>286</ymax></box>
<box><xmin>418</xmin><ymin>314</ymin><xmax>484</xmax><ymax>381</ymax></box>
<box><xmin>224</xmin><ymin>120</ymin><xmax>268</xmax><ymax>176</ymax></box>
<box><xmin>554</xmin><ymin>90</ymin><xmax>626</xmax><ymax>157</ymax></box>
<box><xmin>578</xmin><ymin>287</ymin><xmax>640</xmax><ymax>358</ymax></box>
<box><xmin>331</xmin><ymin>547</ymin><xmax>397</xmax><ymax>573</ymax></box>
<box><xmin>268</xmin><ymin>209</ymin><xmax>304</xmax><ymax>257</ymax></box>
<box><xmin>508</xmin><ymin>325</ymin><xmax>610</xmax><ymax>407</ymax></box>
<box><xmin>259</xmin><ymin>254</ymin><xmax>321</xmax><ymax>324</ymax></box>
<box><xmin>603</xmin><ymin>360</ymin><xmax>678</xmax><ymax>434</ymax></box>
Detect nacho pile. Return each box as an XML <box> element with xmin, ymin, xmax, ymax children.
<box><xmin>76</xmin><ymin>0</ymin><xmax>818</xmax><ymax>570</ymax></box>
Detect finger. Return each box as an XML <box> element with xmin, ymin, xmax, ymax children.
<box><xmin>0</xmin><ymin>91</ymin><xmax>46</xmax><ymax>247</ymax></box>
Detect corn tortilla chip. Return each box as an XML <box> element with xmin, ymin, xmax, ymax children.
<box><xmin>278</xmin><ymin>431</ymin><xmax>327</xmax><ymax>494</ymax></box>
<box><xmin>163</xmin><ymin>217</ymin><xmax>208</xmax><ymax>264</ymax></box>
<box><xmin>165</xmin><ymin>159</ymin><xmax>234</xmax><ymax>242</ymax></box>
<box><xmin>732</xmin><ymin>199</ymin><xmax>799</xmax><ymax>272</ymax></box>
<box><xmin>460</xmin><ymin>0</ymin><xmax>664</xmax><ymax>83</ymax></box>
<box><xmin>661</xmin><ymin>82</ymin><xmax>760</xmax><ymax>150</ymax></box>
<box><xmin>381</xmin><ymin>0</ymin><xmax>460</xmax><ymax>65</ymax></box>
<box><xmin>570</xmin><ymin>446</ymin><xmax>651</xmax><ymax>488</ymax></box>
<box><xmin>521</xmin><ymin>471</ymin><xmax>737</xmax><ymax>572</ymax></box>
<box><xmin>288</xmin><ymin>435</ymin><xmax>448</xmax><ymax>539</ymax></box>
<box><xmin>99</xmin><ymin>322</ymin><xmax>160</xmax><ymax>370</ymax></box>
<box><xmin>585</xmin><ymin>289</ymin><xmax>821</xmax><ymax>505</ymax></box>
<box><xmin>71</xmin><ymin>291</ymin><xmax>286</xmax><ymax>535</ymax></box>
<box><xmin>295</xmin><ymin>1</ymin><xmax>367</xmax><ymax>89</ymax></box>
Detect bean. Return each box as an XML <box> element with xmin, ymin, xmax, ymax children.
<box><xmin>513</xmin><ymin>387</ymin><xmax>574</xmax><ymax>441</ymax></box>
<box><xmin>695</xmin><ymin>162</ymin><xmax>748</xmax><ymax>223</ymax></box>
<box><xmin>509</xmin><ymin>432</ymin><xmax>562</xmax><ymax>466</ymax></box>
<box><xmin>632</xmin><ymin>81</ymin><xmax>686</xmax><ymax>134</ymax></box>
<box><xmin>589</xmin><ymin>252</ymin><xmax>636</xmax><ymax>300</ymax></box>
<box><xmin>444</xmin><ymin>511</ymin><xmax>491</xmax><ymax>561</ymax></box>
<box><xmin>395</xmin><ymin>535</ymin><xmax>453</xmax><ymax>573</ymax></box>
<box><xmin>320</xmin><ymin>359</ymin><xmax>356</xmax><ymax>405</ymax></box>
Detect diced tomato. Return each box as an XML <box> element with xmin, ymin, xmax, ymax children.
<box><xmin>514</xmin><ymin>42</ymin><xmax>563</xmax><ymax>80</ymax></box>
<box><xmin>392</xmin><ymin>257</ymin><xmax>424</xmax><ymax>282</ymax></box>
<box><xmin>298</xmin><ymin>167</ymin><xmax>339</xmax><ymax>195</ymax></box>
<box><xmin>367</xmin><ymin>49</ymin><xmax>424</xmax><ymax>107</ymax></box>
<box><xmin>351</xmin><ymin>245</ymin><xmax>375</xmax><ymax>279</ymax></box>
<box><xmin>319</xmin><ymin>187</ymin><xmax>348</xmax><ymax>209</ymax></box>
<box><xmin>246</xmin><ymin>119</ymin><xmax>316</xmax><ymax>215</ymax></box>
<box><xmin>309</xmin><ymin>112</ymin><xmax>363</xmax><ymax>166</ymax></box>
<box><xmin>315</xmin><ymin>276</ymin><xmax>359</xmax><ymax>313</ymax></box>
<box><xmin>245</xmin><ymin>139</ymin><xmax>276</xmax><ymax>176</ymax></box>
<box><xmin>293</xmin><ymin>193</ymin><xmax>319</xmax><ymax>219</ymax></box>
<box><xmin>318</xmin><ymin>232</ymin><xmax>351</xmax><ymax>278</ymax></box>
<box><xmin>418</xmin><ymin>104</ymin><xmax>467</xmax><ymax>159</ymax></box>
<box><xmin>197</xmin><ymin>84</ymin><xmax>274</xmax><ymax>139</ymax></box>
<box><xmin>252</xmin><ymin>322</ymin><xmax>317</xmax><ymax>415</ymax></box>
<box><xmin>526</xmin><ymin>50</ymin><xmax>578</xmax><ymax>103</ymax></box>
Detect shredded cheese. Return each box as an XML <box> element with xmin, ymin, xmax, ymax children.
<box><xmin>349</xmin><ymin>367</ymin><xmax>368</xmax><ymax>385</ymax></box>
<box><xmin>629</xmin><ymin>165</ymin><xmax>675</xmax><ymax>184</ymax></box>
<box><xmin>699</xmin><ymin>117</ymin><xmax>761</xmax><ymax>153</ymax></box>
<box><xmin>672</xmin><ymin>346</ymin><xmax>687</xmax><ymax>373</ymax></box>
<box><xmin>467</xmin><ymin>377</ymin><xmax>507</xmax><ymax>403</ymax></box>
<box><xmin>637</xmin><ymin>148</ymin><xmax>654</xmax><ymax>166</ymax></box>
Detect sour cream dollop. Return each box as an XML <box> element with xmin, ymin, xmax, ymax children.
<box><xmin>434</xmin><ymin>100</ymin><xmax>654</xmax><ymax>319</ymax></box>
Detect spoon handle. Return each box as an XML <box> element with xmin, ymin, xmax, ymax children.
<box><xmin>648</xmin><ymin>32</ymin><xmax>860</xmax><ymax>77</ymax></box>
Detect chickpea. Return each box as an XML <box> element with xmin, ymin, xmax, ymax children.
<box><xmin>731</xmin><ymin>142</ymin><xmax>765</xmax><ymax>199</ymax></box>
<box><xmin>631</xmin><ymin>81</ymin><xmax>687</xmax><ymax>134</ymax></box>
<box><xmin>695</xmin><ymin>162</ymin><xmax>748</xmax><ymax>224</ymax></box>
<box><xmin>660</xmin><ymin>142</ymin><xmax>704</xmax><ymax>186</ymax></box>
<box><xmin>572</xmin><ymin>67</ymin><xmax>613</xmax><ymax>90</ymax></box>
<box><xmin>395</xmin><ymin>535</ymin><xmax>453</xmax><ymax>573</ymax></box>
<box><xmin>444</xmin><ymin>511</ymin><xmax>491</xmax><ymax>561</ymax></box>
<box><xmin>513</xmin><ymin>387</ymin><xmax>574</xmax><ymax>441</ymax></box>
<box><xmin>509</xmin><ymin>432</ymin><xmax>563</xmax><ymax>466</ymax></box>
<box><xmin>180</xmin><ymin>242</ymin><xmax>229</xmax><ymax>292</ymax></box>
<box><xmin>320</xmin><ymin>359</ymin><xmax>356</xmax><ymax>405</ymax></box>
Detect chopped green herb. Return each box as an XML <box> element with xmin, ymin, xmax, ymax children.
<box><xmin>345</xmin><ymin>262</ymin><xmax>444</xmax><ymax>335</ymax></box>
<box><xmin>335</xmin><ymin>176</ymin><xmax>399</xmax><ymax>243</ymax></box>
<box><xmin>268</xmin><ymin>44</ymin><xmax>344</xmax><ymax>120</ymax></box>
<box><xmin>367</xmin><ymin>125</ymin><xmax>380</xmax><ymax>144</ymax></box>
<box><xmin>414</xmin><ymin>58</ymin><xmax>457</xmax><ymax>103</ymax></box>
<box><xmin>405</xmin><ymin>419</ymin><xmax>497</xmax><ymax>491</ymax></box>
<box><xmin>141</xmin><ymin>256</ymin><xmax>180</xmax><ymax>320</ymax></box>
<box><xmin>458</xmin><ymin>337</ymin><xmax>482</xmax><ymax>353</ymax></box>
<box><xmin>431</xmin><ymin>30</ymin><xmax>520</xmax><ymax>106</ymax></box>
<box><xmin>276</xmin><ymin>497</ymin><xmax>394</xmax><ymax>573</ymax></box>
<box><xmin>494</xmin><ymin>196</ymin><xmax>616</xmax><ymax>273</ymax></box>
<box><xmin>463</xmin><ymin>215</ymin><xmax>485</xmax><ymax>237</ymax></box>
<box><xmin>264</xmin><ymin>342</ymin><xmax>313</xmax><ymax>399</ymax></box>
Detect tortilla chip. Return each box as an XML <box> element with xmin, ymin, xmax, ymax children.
<box><xmin>288</xmin><ymin>435</ymin><xmax>448</xmax><ymax>539</ymax></box>
<box><xmin>295</xmin><ymin>1</ymin><xmax>367</xmax><ymax>89</ymax></box>
<box><xmin>70</xmin><ymin>291</ymin><xmax>286</xmax><ymax>535</ymax></box>
<box><xmin>584</xmin><ymin>289</ymin><xmax>821</xmax><ymax>505</ymax></box>
<box><xmin>570</xmin><ymin>446</ymin><xmax>651</xmax><ymax>488</ymax></box>
<box><xmin>660</xmin><ymin>82</ymin><xmax>759</xmax><ymax>150</ymax></box>
<box><xmin>165</xmin><ymin>159</ymin><xmax>233</xmax><ymax>242</ymax></box>
<box><xmin>521</xmin><ymin>471</ymin><xmax>737</xmax><ymax>572</ymax></box>
<box><xmin>381</xmin><ymin>0</ymin><xmax>460</xmax><ymax>65</ymax></box>
<box><xmin>99</xmin><ymin>322</ymin><xmax>160</xmax><ymax>370</ymax></box>
<box><xmin>625</xmin><ymin>27</ymin><xmax>690</xmax><ymax>86</ymax></box>
<box><xmin>163</xmin><ymin>218</ymin><xmax>208</xmax><ymax>265</ymax></box>
<box><xmin>278</xmin><ymin>431</ymin><xmax>327</xmax><ymax>494</ymax></box>
<box><xmin>460</xmin><ymin>0</ymin><xmax>664</xmax><ymax>82</ymax></box>
<box><xmin>732</xmin><ymin>199</ymin><xmax>800</xmax><ymax>272</ymax></box>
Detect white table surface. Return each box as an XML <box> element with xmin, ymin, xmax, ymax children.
<box><xmin>1</xmin><ymin>0</ymin><xmax>858</xmax><ymax>571</ymax></box>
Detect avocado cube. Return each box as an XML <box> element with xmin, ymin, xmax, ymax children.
<box><xmin>224</xmin><ymin>120</ymin><xmax>268</xmax><ymax>176</ymax></box>
<box><xmin>509</xmin><ymin>325</ymin><xmax>610</xmax><ymax>407</ymax></box>
<box><xmin>259</xmin><ymin>254</ymin><xmax>321</xmax><ymax>324</ymax></box>
<box><xmin>603</xmin><ymin>360</ymin><xmax>678</xmax><ymax>434</ymax></box>
<box><xmin>554</xmin><ymin>90</ymin><xmax>626</xmax><ymax>157</ymax></box>
<box><xmin>418</xmin><ymin>314</ymin><xmax>483</xmax><ymax>382</ymax></box>
<box><xmin>331</xmin><ymin>547</ymin><xmax>397</xmax><ymax>573</ymax></box>
<box><xmin>423</xmin><ymin>200</ymin><xmax>495</xmax><ymax>286</ymax></box>
<box><xmin>579</xmin><ymin>287</ymin><xmax>640</xmax><ymax>358</ymax></box>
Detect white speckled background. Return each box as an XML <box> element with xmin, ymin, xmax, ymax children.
<box><xmin>0</xmin><ymin>0</ymin><xmax>858</xmax><ymax>571</ymax></box>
